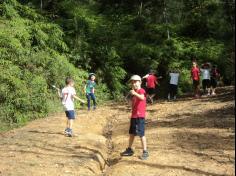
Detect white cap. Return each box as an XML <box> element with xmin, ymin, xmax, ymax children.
<box><xmin>130</xmin><ymin>75</ymin><xmax>141</xmax><ymax>82</ymax></box>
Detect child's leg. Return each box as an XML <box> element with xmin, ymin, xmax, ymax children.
<box><xmin>167</xmin><ymin>93</ymin><xmax>170</xmax><ymax>100</ymax></box>
<box><xmin>207</xmin><ymin>85</ymin><xmax>211</xmax><ymax>95</ymax></box>
<box><xmin>149</xmin><ymin>94</ymin><xmax>155</xmax><ymax>104</ymax></box>
<box><xmin>207</xmin><ymin>80</ymin><xmax>211</xmax><ymax>95</ymax></box>
<box><xmin>168</xmin><ymin>84</ymin><xmax>171</xmax><ymax>100</ymax></box>
<box><xmin>86</xmin><ymin>93</ymin><xmax>91</xmax><ymax>110</ymax></box>
<box><xmin>68</xmin><ymin>119</ymin><xmax>73</xmax><ymax>129</ymax></box>
<box><xmin>194</xmin><ymin>81</ymin><xmax>200</xmax><ymax>96</ymax></box>
<box><xmin>202</xmin><ymin>80</ymin><xmax>206</xmax><ymax>93</ymax></box>
<box><xmin>170</xmin><ymin>85</ymin><xmax>174</xmax><ymax>99</ymax></box>
<box><xmin>197</xmin><ymin>83</ymin><xmax>201</xmax><ymax>95</ymax></box>
<box><xmin>150</xmin><ymin>94</ymin><xmax>155</xmax><ymax>99</ymax></box>
<box><xmin>146</xmin><ymin>93</ymin><xmax>150</xmax><ymax>102</ymax></box>
<box><xmin>120</xmin><ymin>134</ymin><xmax>135</xmax><ymax>156</ymax></box>
<box><xmin>128</xmin><ymin>134</ymin><xmax>135</xmax><ymax>148</ymax></box>
<box><xmin>140</xmin><ymin>136</ymin><xmax>147</xmax><ymax>151</ymax></box>
<box><xmin>91</xmin><ymin>93</ymin><xmax>96</xmax><ymax>109</ymax></box>
<box><xmin>173</xmin><ymin>85</ymin><xmax>177</xmax><ymax>99</ymax></box>
<box><xmin>66</xmin><ymin>119</ymin><xmax>70</xmax><ymax>128</ymax></box>
<box><xmin>212</xmin><ymin>87</ymin><xmax>216</xmax><ymax>95</ymax></box>
<box><xmin>140</xmin><ymin>136</ymin><xmax>149</xmax><ymax>160</ymax></box>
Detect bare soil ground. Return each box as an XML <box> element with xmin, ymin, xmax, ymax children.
<box><xmin>0</xmin><ymin>86</ymin><xmax>235</xmax><ymax>176</ymax></box>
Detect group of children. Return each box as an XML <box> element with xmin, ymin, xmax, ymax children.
<box><xmin>191</xmin><ymin>61</ymin><xmax>220</xmax><ymax>98</ymax></box>
<box><xmin>56</xmin><ymin>61</ymin><xmax>220</xmax><ymax>160</ymax></box>
<box><xmin>142</xmin><ymin>62</ymin><xmax>220</xmax><ymax>102</ymax></box>
<box><xmin>56</xmin><ymin>73</ymin><xmax>149</xmax><ymax>160</ymax></box>
<box><xmin>56</xmin><ymin>73</ymin><xmax>97</xmax><ymax>137</ymax></box>
<box><xmin>142</xmin><ymin>60</ymin><xmax>220</xmax><ymax>102</ymax></box>
<box><xmin>141</xmin><ymin>69</ymin><xmax>180</xmax><ymax>102</ymax></box>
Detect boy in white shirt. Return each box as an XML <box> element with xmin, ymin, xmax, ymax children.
<box><xmin>61</xmin><ymin>77</ymin><xmax>85</xmax><ymax>137</ymax></box>
<box><xmin>200</xmin><ymin>63</ymin><xmax>211</xmax><ymax>96</ymax></box>
<box><xmin>168</xmin><ymin>69</ymin><xmax>180</xmax><ymax>101</ymax></box>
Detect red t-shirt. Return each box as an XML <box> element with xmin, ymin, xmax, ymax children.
<box><xmin>131</xmin><ymin>88</ymin><xmax>146</xmax><ymax>118</ymax></box>
<box><xmin>191</xmin><ymin>67</ymin><xmax>200</xmax><ymax>81</ymax></box>
<box><xmin>146</xmin><ymin>74</ymin><xmax>157</xmax><ymax>88</ymax></box>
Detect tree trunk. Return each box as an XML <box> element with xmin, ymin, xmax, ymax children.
<box><xmin>40</xmin><ymin>0</ymin><xmax>43</xmax><ymax>11</ymax></box>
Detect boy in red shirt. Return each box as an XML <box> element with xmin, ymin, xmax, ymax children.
<box><xmin>142</xmin><ymin>70</ymin><xmax>158</xmax><ymax>104</ymax></box>
<box><xmin>191</xmin><ymin>62</ymin><xmax>201</xmax><ymax>98</ymax></box>
<box><xmin>120</xmin><ymin>75</ymin><xmax>149</xmax><ymax>160</ymax></box>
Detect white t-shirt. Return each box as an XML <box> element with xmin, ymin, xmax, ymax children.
<box><xmin>200</xmin><ymin>68</ymin><xmax>211</xmax><ymax>80</ymax></box>
<box><xmin>61</xmin><ymin>86</ymin><xmax>76</xmax><ymax>111</ymax></box>
<box><xmin>169</xmin><ymin>73</ymin><xmax>180</xmax><ymax>85</ymax></box>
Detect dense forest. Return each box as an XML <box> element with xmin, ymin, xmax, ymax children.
<box><xmin>0</xmin><ymin>0</ymin><xmax>235</xmax><ymax>128</ymax></box>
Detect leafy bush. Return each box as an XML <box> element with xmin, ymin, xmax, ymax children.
<box><xmin>0</xmin><ymin>0</ymin><xmax>110</xmax><ymax>129</ymax></box>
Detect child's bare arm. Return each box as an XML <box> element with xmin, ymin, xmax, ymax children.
<box><xmin>130</xmin><ymin>90</ymin><xmax>145</xmax><ymax>100</ymax></box>
<box><xmin>142</xmin><ymin>74</ymin><xmax>148</xmax><ymax>79</ymax></box>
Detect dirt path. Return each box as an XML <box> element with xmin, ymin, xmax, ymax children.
<box><xmin>0</xmin><ymin>86</ymin><xmax>235</xmax><ymax>176</ymax></box>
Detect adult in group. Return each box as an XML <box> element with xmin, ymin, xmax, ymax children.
<box><xmin>191</xmin><ymin>61</ymin><xmax>201</xmax><ymax>98</ymax></box>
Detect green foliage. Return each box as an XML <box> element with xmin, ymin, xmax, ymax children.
<box><xmin>23</xmin><ymin>0</ymin><xmax>234</xmax><ymax>95</ymax></box>
<box><xmin>1</xmin><ymin>0</ymin><xmax>235</xmax><ymax>130</ymax></box>
<box><xmin>102</xmin><ymin>47</ymin><xmax>126</xmax><ymax>98</ymax></box>
<box><xmin>0</xmin><ymin>0</ymin><xmax>110</xmax><ymax>129</ymax></box>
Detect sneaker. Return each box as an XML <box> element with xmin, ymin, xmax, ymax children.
<box><xmin>140</xmin><ymin>150</ymin><xmax>149</xmax><ymax>160</ymax></box>
<box><xmin>66</xmin><ymin>129</ymin><xmax>73</xmax><ymax>137</ymax></box>
<box><xmin>67</xmin><ymin>132</ymin><xmax>73</xmax><ymax>137</ymax></box>
<box><xmin>93</xmin><ymin>106</ymin><xmax>96</xmax><ymax>110</ymax></box>
<box><xmin>120</xmin><ymin>148</ymin><xmax>134</xmax><ymax>156</ymax></box>
<box><xmin>64</xmin><ymin>128</ymin><xmax>70</xmax><ymax>134</ymax></box>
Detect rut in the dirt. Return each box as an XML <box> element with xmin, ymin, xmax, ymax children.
<box><xmin>102</xmin><ymin>113</ymin><xmax>123</xmax><ymax>175</ymax></box>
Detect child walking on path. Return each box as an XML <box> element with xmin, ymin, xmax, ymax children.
<box><xmin>168</xmin><ymin>69</ymin><xmax>180</xmax><ymax>101</ymax></box>
<box><xmin>200</xmin><ymin>63</ymin><xmax>211</xmax><ymax>96</ymax></box>
<box><xmin>61</xmin><ymin>77</ymin><xmax>85</xmax><ymax>137</ymax></box>
<box><xmin>84</xmin><ymin>73</ymin><xmax>97</xmax><ymax>111</ymax></box>
<box><xmin>191</xmin><ymin>61</ymin><xmax>201</xmax><ymax>98</ymax></box>
<box><xmin>142</xmin><ymin>70</ymin><xmax>159</xmax><ymax>104</ymax></box>
<box><xmin>120</xmin><ymin>75</ymin><xmax>149</xmax><ymax>160</ymax></box>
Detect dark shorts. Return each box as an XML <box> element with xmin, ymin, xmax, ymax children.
<box><xmin>65</xmin><ymin>110</ymin><xmax>75</xmax><ymax>120</ymax></box>
<box><xmin>202</xmin><ymin>79</ymin><xmax>211</xmax><ymax>89</ymax></box>
<box><xmin>211</xmin><ymin>78</ymin><xmax>217</xmax><ymax>88</ymax></box>
<box><xmin>129</xmin><ymin>118</ymin><xmax>145</xmax><ymax>137</ymax></box>
<box><xmin>147</xmin><ymin>88</ymin><xmax>155</xmax><ymax>95</ymax></box>
<box><xmin>193</xmin><ymin>80</ymin><xmax>200</xmax><ymax>89</ymax></box>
